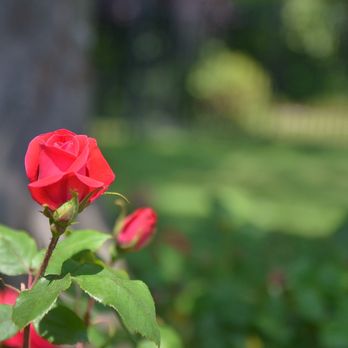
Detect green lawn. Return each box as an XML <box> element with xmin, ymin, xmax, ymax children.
<box><xmin>96</xmin><ymin>124</ymin><xmax>348</xmax><ymax>236</ymax></box>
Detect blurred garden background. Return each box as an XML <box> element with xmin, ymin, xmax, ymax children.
<box><xmin>2</xmin><ymin>0</ymin><xmax>348</xmax><ymax>347</ymax></box>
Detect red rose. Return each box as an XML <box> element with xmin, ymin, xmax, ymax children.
<box><xmin>0</xmin><ymin>288</ymin><xmax>56</xmax><ymax>348</ymax></box>
<box><xmin>25</xmin><ymin>129</ymin><xmax>115</xmax><ymax>210</ymax></box>
<box><xmin>117</xmin><ymin>208</ymin><xmax>157</xmax><ymax>250</ymax></box>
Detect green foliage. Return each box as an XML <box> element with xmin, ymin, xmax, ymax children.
<box><xmin>96</xmin><ymin>128</ymin><xmax>348</xmax><ymax>346</ymax></box>
<box><xmin>125</xmin><ymin>199</ymin><xmax>348</xmax><ymax>347</ymax></box>
<box><xmin>0</xmin><ymin>304</ymin><xmax>19</xmax><ymax>341</ymax></box>
<box><xmin>230</xmin><ymin>0</ymin><xmax>348</xmax><ymax>99</ymax></box>
<box><xmin>0</xmin><ymin>225</ymin><xmax>37</xmax><ymax>275</ymax></box>
<box><xmin>100</xmin><ymin>126</ymin><xmax>348</xmax><ymax>346</ymax></box>
<box><xmin>102</xmin><ymin>129</ymin><xmax>348</xmax><ymax>236</ymax></box>
<box><xmin>36</xmin><ymin>305</ymin><xmax>87</xmax><ymax>345</ymax></box>
<box><xmin>72</xmin><ymin>264</ymin><xmax>160</xmax><ymax>347</ymax></box>
<box><xmin>282</xmin><ymin>0</ymin><xmax>345</xmax><ymax>58</ymax></box>
<box><xmin>187</xmin><ymin>44</ymin><xmax>271</xmax><ymax>122</ymax></box>
<box><xmin>13</xmin><ymin>274</ymin><xmax>71</xmax><ymax>329</ymax></box>
<box><xmin>3</xmin><ymin>225</ymin><xmax>159</xmax><ymax>347</ymax></box>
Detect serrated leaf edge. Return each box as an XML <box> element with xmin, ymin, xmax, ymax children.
<box><xmin>13</xmin><ymin>275</ymin><xmax>72</xmax><ymax>329</ymax></box>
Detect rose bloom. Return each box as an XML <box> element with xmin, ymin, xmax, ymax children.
<box><xmin>0</xmin><ymin>288</ymin><xmax>56</xmax><ymax>348</ymax></box>
<box><xmin>117</xmin><ymin>208</ymin><xmax>157</xmax><ymax>250</ymax></box>
<box><xmin>25</xmin><ymin>129</ymin><xmax>115</xmax><ymax>210</ymax></box>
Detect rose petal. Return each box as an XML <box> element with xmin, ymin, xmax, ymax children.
<box><xmin>31</xmin><ymin>325</ymin><xmax>56</xmax><ymax>348</ymax></box>
<box><xmin>25</xmin><ymin>130</ymin><xmax>115</xmax><ymax>210</ymax></box>
<box><xmin>68</xmin><ymin>135</ymin><xmax>89</xmax><ymax>175</ymax></box>
<box><xmin>0</xmin><ymin>287</ymin><xmax>18</xmax><ymax>305</ymax></box>
<box><xmin>38</xmin><ymin>145</ymin><xmax>76</xmax><ymax>179</ymax></box>
<box><xmin>75</xmin><ymin>173</ymin><xmax>105</xmax><ymax>202</ymax></box>
<box><xmin>2</xmin><ymin>325</ymin><xmax>56</xmax><ymax>348</ymax></box>
<box><xmin>87</xmin><ymin>138</ymin><xmax>115</xmax><ymax>187</ymax></box>
<box><xmin>49</xmin><ymin>128</ymin><xmax>76</xmax><ymax>138</ymax></box>
<box><xmin>29</xmin><ymin>173</ymin><xmax>104</xmax><ymax>210</ymax></box>
<box><xmin>46</xmin><ymin>133</ymin><xmax>79</xmax><ymax>156</ymax></box>
<box><xmin>28</xmin><ymin>174</ymin><xmax>65</xmax><ymax>209</ymax></box>
<box><xmin>25</xmin><ymin>132</ymin><xmax>53</xmax><ymax>182</ymax></box>
<box><xmin>117</xmin><ymin>208</ymin><xmax>157</xmax><ymax>250</ymax></box>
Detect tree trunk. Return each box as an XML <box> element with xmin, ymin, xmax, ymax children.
<box><xmin>0</xmin><ymin>0</ymin><xmax>93</xmax><ymax>245</ymax></box>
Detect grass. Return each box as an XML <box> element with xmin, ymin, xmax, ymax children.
<box><xmin>94</xmin><ymin>122</ymin><xmax>348</xmax><ymax>236</ymax></box>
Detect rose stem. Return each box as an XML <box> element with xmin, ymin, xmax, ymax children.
<box><xmin>84</xmin><ymin>297</ymin><xmax>95</xmax><ymax>325</ymax></box>
<box><xmin>27</xmin><ymin>271</ymin><xmax>33</xmax><ymax>289</ymax></box>
<box><xmin>23</xmin><ymin>327</ymin><xmax>31</xmax><ymax>348</ymax></box>
<box><xmin>32</xmin><ymin>233</ymin><xmax>60</xmax><ymax>285</ymax></box>
<box><xmin>23</xmin><ymin>233</ymin><xmax>61</xmax><ymax>348</ymax></box>
<box><xmin>75</xmin><ymin>289</ymin><xmax>95</xmax><ymax>348</ymax></box>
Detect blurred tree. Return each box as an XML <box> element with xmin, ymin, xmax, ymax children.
<box><xmin>94</xmin><ymin>0</ymin><xmax>348</xmax><ymax>123</ymax></box>
<box><xmin>230</xmin><ymin>0</ymin><xmax>348</xmax><ymax>99</ymax></box>
<box><xmin>0</xmin><ymin>0</ymin><xmax>94</xmax><ymax>244</ymax></box>
<box><xmin>94</xmin><ymin>0</ymin><xmax>234</xmax><ymax>125</ymax></box>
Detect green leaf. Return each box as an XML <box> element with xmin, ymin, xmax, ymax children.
<box><xmin>13</xmin><ymin>274</ymin><xmax>71</xmax><ymax>329</ymax></box>
<box><xmin>44</xmin><ymin>230</ymin><xmax>111</xmax><ymax>275</ymax></box>
<box><xmin>37</xmin><ymin>305</ymin><xmax>87</xmax><ymax>345</ymax></box>
<box><xmin>0</xmin><ymin>304</ymin><xmax>19</xmax><ymax>341</ymax></box>
<box><xmin>0</xmin><ymin>224</ymin><xmax>37</xmax><ymax>275</ymax></box>
<box><xmin>72</xmin><ymin>265</ymin><xmax>160</xmax><ymax>346</ymax></box>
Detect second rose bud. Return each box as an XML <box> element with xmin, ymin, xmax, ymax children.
<box><xmin>116</xmin><ymin>208</ymin><xmax>157</xmax><ymax>251</ymax></box>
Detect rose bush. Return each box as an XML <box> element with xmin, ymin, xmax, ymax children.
<box><xmin>25</xmin><ymin>129</ymin><xmax>115</xmax><ymax>210</ymax></box>
<box><xmin>0</xmin><ymin>288</ymin><xmax>56</xmax><ymax>348</ymax></box>
<box><xmin>0</xmin><ymin>129</ymin><xmax>161</xmax><ymax>348</ymax></box>
<box><xmin>117</xmin><ymin>208</ymin><xmax>157</xmax><ymax>250</ymax></box>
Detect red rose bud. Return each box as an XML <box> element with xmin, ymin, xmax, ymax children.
<box><xmin>117</xmin><ymin>208</ymin><xmax>157</xmax><ymax>251</ymax></box>
<box><xmin>25</xmin><ymin>129</ymin><xmax>115</xmax><ymax>211</ymax></box>
<box><xmin>0</xmin><ymin>288</ymin><xmax>57</xmax><ymax>348</ymax></box>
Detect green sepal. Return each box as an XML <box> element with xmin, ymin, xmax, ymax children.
<box><xmin>110</xmin><ymin>197</ymin><xmax>130</xmax><ymax>237</ymax></box>
<box><xmin>52</xmin><ymin>192</ymin><xmax>79</xmax><ymax>230</ymax></box>
<box><xmin>78</xmin><ymin>187</ymin><xmax>103</xmax><ymax>213</ymax></box>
